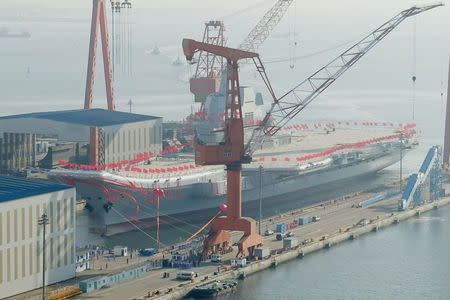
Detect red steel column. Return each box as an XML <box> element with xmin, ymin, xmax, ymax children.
<box><xmin>99</xmin><ymin>0</ymin><xmax>115</xmax><ymax>110</ymax></box>
<box><xmin>89</xmin><ymin>127</ymin><xmax>99</xmax><ymax>165</ymax></box>
<box><xmin>444</xmin><ymin>58</ymin><xmax>450</xmax><ymax>168</ymax></box>
<box><xmin>226</xmin><ymin>166</ymin><xmax>242</xmax><ymax>219</ymax></box>
<box><xmin>84</xmin><ymin>0</ymin><xmax>115</xmax><ymax>110</ymax></box>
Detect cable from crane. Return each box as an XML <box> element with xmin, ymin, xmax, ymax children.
<box><xmin>220</xmin><ymin>0</ymin><xmax>272</xmax><ymax>21</ymax></box>
<box><xmin>411</xmin><ymin>15</ymin><xmax>417</xmax><ymax>120</ymax></box>
<box><xmin>264</xmin><ymin>38</ymin><xmax>355</xmax><ymax>64</ymax></box>
<box><xmin>288</xmin><ymin>0</ymin><xmax>297</xmax><ymax>69</ymax></box>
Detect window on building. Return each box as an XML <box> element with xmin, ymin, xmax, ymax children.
<box><xmin>14</xmin><ymin>247</ymin><xmax>18</xmax><ymax>280</ymax></box>
<box><xmin>36</xmin><ymin>205</ymin><xmax>40</xmax><ymax>237</ymax></box>
<box><xmin>117</xmin><ymin>132</ymin><xmax>120</xmax><ymax>154</ymax></box>
<box><xmin>49</xmin><ymin>202</ymin><xmax>54</xmax><ymax>234</ymax></box>
<box><xmin>21</xmin><ymin>208</ymin><xmax>25</xmax><ymax>240</ymax></box>
<box><xmin>133</xmin><ymin>130</ymin><xmax>136</xmax><ymax>151</ymax></box>
<box><xmin>21</xmin><ymin>245</ymin><xmax>25</xmax><ymax>278</ymax></box>
<box><xmin>64</xmin><ymin>199</ymin><xmax>68</xmax><ymax>230</ymax></box>
<box><xmin>6</xmin><ymin>211</ymin><xmax>10</xmax><ymax>243</ymax></box>
<box><xmin>0</xmin><ymin>212</ymin><xmax>2</xmax><ymax>246</ymax></box>
<box><xmin>122</xmin><ymin>131</ymin><xmax>125</xmax><ymax>153</ymax></box>
<box><xmin>14</xmin><ymin>210</ymin><xmax>17</xmax><ymax>242</ymax></box>
<box><xmin>57</xmin><ymin>237</ymin><xmax>61</xmax><ymax>268</ymax></box>
<box><xmin>149</xmin><ymin>127</ymin><xmax>152</xmax><ymax>145</ymax></box>
<box><xmin>0</xmin><ymin>250</ymin><xmax>3</xmax><ymax>283</ymax></box>
<box><xmin>50</xmin><ymin>237</ymin><xmax>54</xmax><ymax>269</ymax></box>
<box><xmin>138</xmin><ymin>128</ymin><xmax>141</xmax><ymax>149</ymax></box>
<box><xmin>128</xmin><ymin>130</ymin><xmax>131</xmax><ymax>151</ymax></box>
<box><xmin>36</xmin><ymin>241</ymin><xmax>40</xmax><ymax>273</ymax></box>
<box><xmin>64</xmin><ymin>236</ymin><xmax>68</xmax><ymax>266</ymax></box>
<box><xmin>71</xmin><ymin>233</ymin><xmax>75</xmax><ymax>264</ymax></box>
<box><xmin>70</xmin><ymin>198</ymin><xmax>74</xmax><ymax>228</ymax></box>
<box><xmin>7</xmin><ymin>248</ymin><xmax>11</xmax><ymax>282</ymax></box>
<box><xmin>112</xmin><ymin>133</ymin><xmax>115</xmax><ymax>154</ymax></box>
<box><xmin>29</xmin><ymin>206</ymin><xmax>33</xmax><ymax>239</ymax></box>
<box><xmin>57</xmin><ymin>200</ymin><xmax>61</xmax><ymax>232</ymax></box>
<box><xmin>29</xmin><ymin>243</ymin><xmax>33</xmax><ymax>276</ymax></box>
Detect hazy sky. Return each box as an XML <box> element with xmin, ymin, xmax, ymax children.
<box><xmin>1</xmin><ymin>0</ymin><xmax>449</xmax><ymax>120</ymax></box>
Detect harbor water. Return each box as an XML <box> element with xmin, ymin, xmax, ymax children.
<box><xmin>218</xmin><ymin>205</ymin><xmax>450</xmax><ymax>300</ymax></box>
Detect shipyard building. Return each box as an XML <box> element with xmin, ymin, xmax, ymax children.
<box><xmin>0</xmin><ymin>109</ymin><xmax>163</xmax><ymax>166</ymax></box>
<box><xmin>0</xmin><ymin>175</ymin><xmax>76</xmax><ymax>299</ymax></box>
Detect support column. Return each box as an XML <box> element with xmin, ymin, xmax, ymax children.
<box><xmin>89</xmin><ymin>127</ymin><xmax>99</xmax><ymax>166</ymax></box>
<box><xmin>226</xmin><ymin>163</ymin><xmax>242</xmax><ymax>219</ymax></box>
<box><xmin>443</xmin><ymin>58</ymin><xmax>450</xmax><ymax>168</ymax></box>
<box><xmin>84</xmin><ymin>0</ymin><xmax>115</xmax><ymax>110</ymax></box>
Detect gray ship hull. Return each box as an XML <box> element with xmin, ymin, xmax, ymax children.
<box><xmin>49</xmin><ymin>142</ymin><xmax>410</xmax><ymax>235</ymax></box>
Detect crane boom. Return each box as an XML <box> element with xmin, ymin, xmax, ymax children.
<box><xmin>239</xmin><ymin>0</ymin><xmax>294</xmax><ymax>52</ymax></box>
<box><xmin>245</xmin><ymin>4</ymin><xmax>443</xmax><ymax>156</ymax></box>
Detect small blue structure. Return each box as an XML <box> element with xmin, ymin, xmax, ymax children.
<box><xmin>139</xmin><ymin>248</ymin><xmax>157</xmax><ymax>256</ymax></box>
<box><xmin>359</xmin><ymin>191</ymin><xmax>400</xmax><ymax>208</ymax></box>
<box><xmin>79</xmin><ymin>265</ymin><xmax>147</xmax><ymax>293</ymax></box>
<box><xmin>299</xmin><ymin>217</ymin><xmax>309</xmax><ymax>225</ymax></box>
<box><xmin>276</xmin><ymin>223</ymin><xmax>287</xmax><ymax>232</ymax></box>
<box><xmin>399</xmin><ymin>146</ymin><xmax>443</xmax><ymax>211</ymax></box>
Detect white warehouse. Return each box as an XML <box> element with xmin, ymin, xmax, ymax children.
<box><xmin>0</xmin><ymin>108</ymin><xmax>163</xmax><ymax>165</ymax></box>
<box><xmin>0</xmin><ymin>175</ymin><xmax>76</xmax><ymax>299</ymax></box>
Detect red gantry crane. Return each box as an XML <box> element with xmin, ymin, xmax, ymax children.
<box><xmin>182</xmin><ymin>4</ymin><xmax>441</xmax><ymax>257</ymax></box>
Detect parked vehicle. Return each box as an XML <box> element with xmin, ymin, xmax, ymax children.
<box><xmin>357</xmin><ymin>218</ymin><xmax>370</xmax><ymax>226</ymax></box>
<box><xmin>176</xmin><ymin>271</ymin><xmax>197</xmax><ymax>280</ymax></box>
<box><xmin>254</xmin><ymin>248</ymin><xmax>270</xmax><ymax>260</ymax></box>
<box><xmin>264</xmin><ymin>229</ymin><xmax>274</xmax><ymax>236</ymax></box>
<box><xmin>312</xmin><ymin>216</ymin><xmax>321</xmax><ymax>222</ymax></box>
<box><xmin>276</xmin><ymin>233</ymin><xmax>286</xmax><ymax>241</ymax></box>
<box><xmin>211</xmin><ymin>254</ymin><xmax>222</xmax><ymax>263</ymax></box>
<box><xmin>286</xmin><ymin>231</ymin><xmax>294</xmax><ymax>237</ymax></box>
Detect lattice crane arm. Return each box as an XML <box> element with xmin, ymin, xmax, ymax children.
<box><xmin>244</xmin><ymin>4</ymin><xmax>443</xmax><ymax>156</ymax></box>
<box><xmin>239</xmin><ymin>0</ymin><xmax>295</xmax><ymax>52</ymax></box>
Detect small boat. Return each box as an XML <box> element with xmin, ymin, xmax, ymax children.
<box><xmin>187</xmin><ymin>279</ymin><xmax>238</xmax><ymax>298</ymax></box>
<box><xmin>150</xmin><ymin>46</ymin><xmax>160</xmax><ymax>55</ymax></box>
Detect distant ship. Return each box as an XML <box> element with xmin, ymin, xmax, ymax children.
<box><xmin>150</xmin><ymin>46</ymin><xmax>160</xmax><ymax>55</ymax></box>
<box><xmin>0</xmin><ymin>27</ymin><xmax>30</xmax><ymax>38</ymax></box>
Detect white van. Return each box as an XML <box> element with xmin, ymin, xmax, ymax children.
<box><xmin>211</xmin><ymin>254</ymin><xmax>222</xmax><ymax>263</ymax></box>
<box><xmin>176</xmin><ymin>271</ymin><xmax>197</xmax><ymax>280</ymax></box>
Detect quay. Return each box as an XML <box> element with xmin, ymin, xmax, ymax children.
<box><xmin>76</xmin><ymin>183</ymin><xmax>450</xmax><ymax>299</ymax></box>
<box><xmin>5</xmin><ymin>179</ymin><xmax>449</xmax><ymax>300</ymax></box>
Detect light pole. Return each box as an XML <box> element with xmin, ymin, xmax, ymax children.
<box><xmin>38</xmin><ymin>212</ymin><xmax>49</xmax><ymax>300</ymax></box>
<box><xmin>400</xmin><ymin>132</ymin><xmax>403</xmax><ymax>193</ymax></box>
<box><xmin>259</xmin><ymin>165</ymin><xmax>263</xmax><ymax>235</ymax></box>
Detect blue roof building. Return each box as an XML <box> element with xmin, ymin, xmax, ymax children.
<box><xmin>0</xmin><ymin>175</ymin><xmax>73</xmax><ymax>202</ymax></box>
<box><xmin>0</xmin><ymin>109</ymin><xmax>163</xmax><ymax>165</ymax></box>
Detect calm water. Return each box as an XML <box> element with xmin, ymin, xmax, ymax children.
<box><xmin>220</xmin><ymin>205</ymin><xmax>450</xmax><ymax>300</ymax></box>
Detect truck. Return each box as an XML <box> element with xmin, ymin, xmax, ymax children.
<box><xmin>211</xmin><ymin>254</ymin><xmax>222</xmax><ymax>263</ymax></box>
<box><xmin>254</xmin><ymin>248</ymin><xmax>270</xmax><ymax>260</ymax></box>
<box><xmin>283</xmin><ymin>238</ymin><xmax>299</xmax><ymax>249</ymax></box>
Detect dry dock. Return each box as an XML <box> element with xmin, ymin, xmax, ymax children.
<box><xmin>65</xmin><ymin>182</ymin><xmax>449</xmax><ymax>300</ymax></box>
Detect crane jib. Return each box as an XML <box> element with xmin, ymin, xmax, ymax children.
<box><xmin>244</xmin><ymin>4</ymin><xmax>443</xmax><ymax>156</ymax></box>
